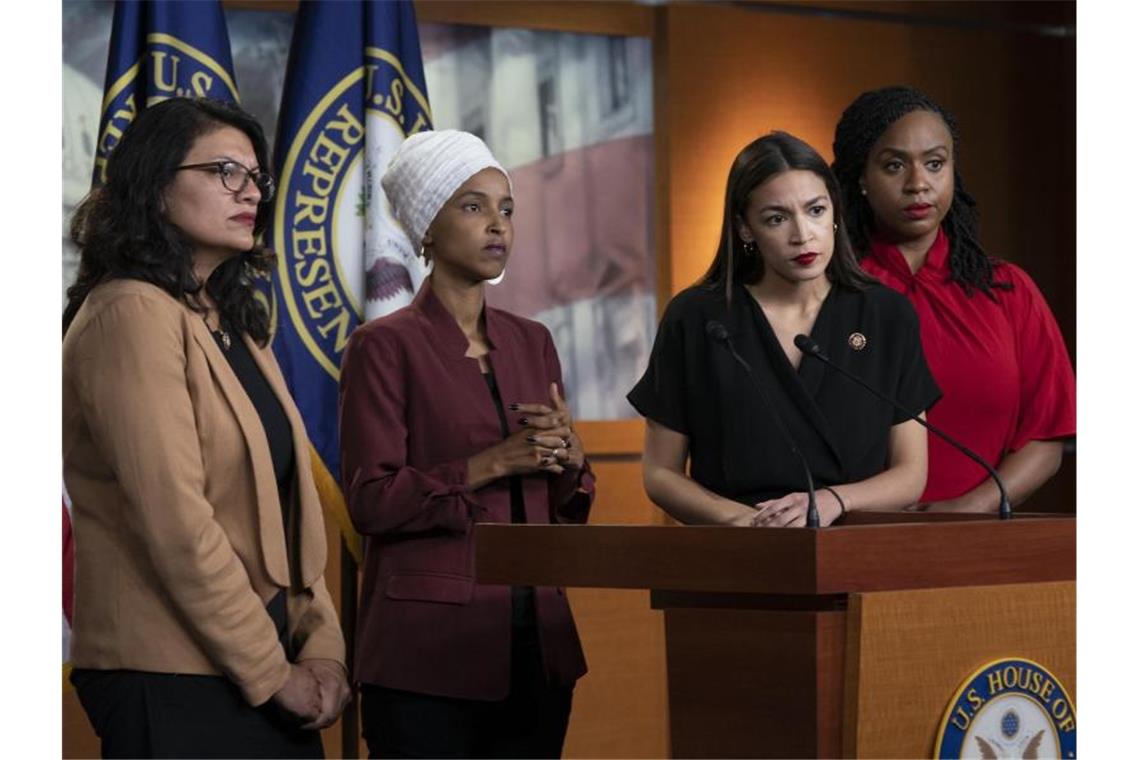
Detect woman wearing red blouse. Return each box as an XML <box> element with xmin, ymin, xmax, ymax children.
<box><xmin>338</xmin><ymin>130</ymin><xmax>594</xmax><ymax>758</ymax></box>
<box><xmin>831</xmin><ymin>86</ymin><xmax>1075</xmax><ymax>512</ymax></box>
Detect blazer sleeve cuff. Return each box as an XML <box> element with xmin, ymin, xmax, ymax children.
<box><xmin>552</xmin><ymin>463</ymin><xmax>595</xmax><ymax>524</ymax></box>
<box><xmin>238</xmin><ymin>654</ymin><xmax>292</xmax><ymax>707</ymax></box>
<box><xmin>426</xmin><ymin>458</ymin><xmax>490</xmax><ymax>532</ymax></box>
<box><xmin>295</xmin><ymin>632</ymin><xmax>347</xmax><ymax>667</ymax></box>
<box><xmin>289</xmin><ymin>583</ymin><xmax>347</xmax><ymax>669</ymax></box>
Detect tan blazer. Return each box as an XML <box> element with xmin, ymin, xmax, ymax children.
<box><xmin>62</xmin><ymin>279</ymin><xmax>344</xmax><ymax>706</ymax></box>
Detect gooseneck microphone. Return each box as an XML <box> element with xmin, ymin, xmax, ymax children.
<box><xmin>793</xmin><ymin>334</ymin><xmax>1012</xmax><ymax>520</ymax></box>
<box><xmin>706</xmin><ymin>321</ymin><xmax>821</xmax><ymax>528</ymax></box>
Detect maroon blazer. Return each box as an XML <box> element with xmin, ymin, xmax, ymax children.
<box><xmin>338</xmin><ymin>282</ymin><xmax>594</xmax><ymax>700</ymax></box>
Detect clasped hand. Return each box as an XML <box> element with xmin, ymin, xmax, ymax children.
<box><xmin>495</xmin><ymin>383</ymin><xmax>584</xmax><ymax>477</ymax></box>
<box><xmin>271</xmin><ymin>659</ymin><xmax>351</xmax><ymax>730</ymax></box>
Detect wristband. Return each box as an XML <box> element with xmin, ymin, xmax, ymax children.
<box><xmin>822</xmin><ymin>486</ymin><xmax>847</xmax><ymax>517</ymax></box>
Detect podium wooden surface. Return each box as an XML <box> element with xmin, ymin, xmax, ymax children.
<box><xmin>475</xmin><ymin>513</ymin><xmax>1075</xmax><ymax>758</ymax></box>
<box><xmin>842</xmin><ymin>580</ymin><xmax>1075</xmax><ymax>757</ymax></box>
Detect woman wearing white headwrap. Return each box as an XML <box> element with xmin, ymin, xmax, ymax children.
<box><xmin>339</xmin><ymin>130</ymin><xmax>595</xmax><ymax>758</ymax></box>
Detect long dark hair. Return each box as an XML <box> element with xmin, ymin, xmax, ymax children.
<box><xmin>64</xmin><ymin>97</ymin><xmax>275</xmax><ymax>342</ymax></box>
<box><xmin>831</xmin><ymin>85</ymin><xmax>1009</xmax><ymax>298</ymax></box>
<box><xmin>700</xmin><ymin>131</ymin><xmax>876</xmax><ymax>300</ymax></box>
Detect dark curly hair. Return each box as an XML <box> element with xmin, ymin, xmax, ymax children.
<box><xmin>64</xmin><ymin>97</ymin><xmax>275</xmax><ymax>342</ymax></box>
<box><xmin>831</xmin><ymin>85</ymin><xmax>1009</xmax><ymax>299</ymax></box>
<box><xmin>701</xmin><ymin>130</ymin><xmax>876</xmax><ymax>299</ymax></box>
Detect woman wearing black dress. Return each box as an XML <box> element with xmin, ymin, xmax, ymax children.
<box><xmin>628</xmin><ymin>132</ymin><xmax>941</xmax><ymax>527</ymax></box>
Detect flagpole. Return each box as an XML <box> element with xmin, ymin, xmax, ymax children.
<box><xmin>340</xmin><ymin>539</ymin><xmax>360</xmax><ymax>758</ymax></box>
<box><xmin>266</xmin><ymin>5</ymin><xmax>434</xmax><ymax>752</ymax></box>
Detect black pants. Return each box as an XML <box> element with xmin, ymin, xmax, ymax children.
<box><xmin>360</xmin><ymin>627</ymin><xmax>574</xmax><ymax>759</ymax></box>
<box><xmin>71</xmin><ymin>668</ymin><xmax>324</xmax><ymax>759</ymax></box>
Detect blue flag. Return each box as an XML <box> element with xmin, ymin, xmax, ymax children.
<box><xmin>94</xmin><ymin>0</ymin><xmax>239</xmax><ymax>184</ymax></box>
<box><xmin>266</xmin><ymin>0</ymin><xmax>432</xmax><ymax>558</ymax></box>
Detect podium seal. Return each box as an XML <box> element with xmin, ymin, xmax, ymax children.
<box><xmin>934</xmin><ymin>658</ymin><xmax>1075</xmax><ymax>759</ymax></box>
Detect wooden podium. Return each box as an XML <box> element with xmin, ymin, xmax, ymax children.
<box><xmin>475</xmin><ymin>512</ymin><xmax>1075</xmax><ymax>758</ymax></box>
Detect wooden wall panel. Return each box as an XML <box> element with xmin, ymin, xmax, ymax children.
<box><xmin>659</xmin><ymin>2</ymin><xmax>1074</xmax><ymax>301</ymax></box>
<box><xmin>226</xmin><ymin>0</ymin><xmax>653</xmax><ymax>36</ymax></box>
<box><xmin>564</xmin><ymin>587</ymin><xmax>669</xmax><ymax>759</ymax></box>
<box><xmin>577</xmin><ymin>420</ymin><xmax>645</xmax><ymax>458</ymax></box>
<box><xmin>414</xmin><ymin>0</ymin><xmax>652</xmax><ymax>36</ymax></box>
<box><xmin>562</xmin><ymin>454</ymin><xmax>670</xmax><ymax>758</ymax></box>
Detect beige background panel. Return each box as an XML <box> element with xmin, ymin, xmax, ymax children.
<box><xmin>844</xmin><ymin>581</ymin><xmax>1075</xmax><ymax>758</ymax></box>
<box><xmin>562</xmin><ymin>453</ymin><xmax>670</xmax><ymax>758</ymax></box>
<box><xmin>564</xmin><ymin>588</ymin><xmax>668</xmax><ymax>759</ymax></box>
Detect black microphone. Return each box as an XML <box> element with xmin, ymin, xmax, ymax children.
<box><xmin>706</xmin><ymin>320</ymin><xmax>821</xmax><ymax>528</ymax></box>
<box><xmin>793</xmin><ymin>334</ymin><xmax>1012</xmax><ymax>520</ymax></box>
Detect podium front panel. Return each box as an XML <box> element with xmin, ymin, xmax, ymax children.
<box><xmin>663</xmin><ymin>607</ymin><xmax>846</xmax><ymax>759</ymax></box>
<box><xmin>842</xmin><ymin>581</ymin><xmax>1076</xmax><ymax>758</ymax></box>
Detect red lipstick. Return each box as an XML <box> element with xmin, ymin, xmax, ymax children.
<box><xmin>903</xmin><ymin>203</ymin><xmax>934</xmax><ymax>220</ymax></box>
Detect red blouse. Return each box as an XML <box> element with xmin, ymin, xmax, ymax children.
<box><xmin>860</xmin><ymin>230</ymin><xmax>1075</xmax><ymax>503</ymax></box>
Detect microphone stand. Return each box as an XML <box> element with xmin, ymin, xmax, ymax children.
<box><xmin>793</xmin><ymin>334</ymin><xmax>1012</xmax><ymax>520</ymax></box>
<box><xmin>707</xmin><ymin>322</ymin><xmax>821</xmax><ymax>528</ymax></box>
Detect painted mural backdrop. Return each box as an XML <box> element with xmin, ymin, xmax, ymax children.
<box><xmin>63</xmin><ymin>2</ymin><xmax>655</xmax><ymax>420</ymax></box>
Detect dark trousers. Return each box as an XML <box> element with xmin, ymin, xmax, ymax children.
<box><xmin>360</xmin><ymin>627</ymin><xmax>574</xmax><ymax>759</ymax></box>
<box><xmin>71</xmin><ymin>668</ymin><xmax>324</xmax><ymax>759</ymax></box>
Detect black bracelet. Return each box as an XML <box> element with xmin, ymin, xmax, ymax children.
<box><xmin>822</xmin><ymin>486</ymin><xmax>847</xmax><ymax>517</ymax></box>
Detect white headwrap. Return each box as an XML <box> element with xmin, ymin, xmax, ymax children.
<box><xmin>380</xmin><ymin>129</ymin><xmax>511</xmax><ymax>250</ymax></box>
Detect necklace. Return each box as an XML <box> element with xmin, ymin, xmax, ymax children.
<box><xmin>205</xmin><ymin>314</ymin><xmax>232</xmax><ymax>351</ymax></box>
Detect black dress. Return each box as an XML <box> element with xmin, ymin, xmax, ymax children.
<box><xmin>627</xmin><ymin>282</ymin><xmax>941</xmax><ymax>506</ymax></box>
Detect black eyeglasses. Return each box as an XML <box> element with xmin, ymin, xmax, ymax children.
<box><xmin>176</xmin><ymin>160</ymin><xmax>276</xmax><ymax>202</ymax></box>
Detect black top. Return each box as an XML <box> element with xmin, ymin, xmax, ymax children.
<box><xmin>211</xmin><ymin>327</ymin><xmax>295</xmax><ymax>496</ymax></box>
<box><xmin>212</xmin><ymin>326</ymin><xmax>295</xmax><ymax>645</ymax></box>
<box><xmin>627</xmin><ymin>283</ymin><xmax>941</xmax><ymax>506</ymax></box>
<box><xmin>483</xmin><ymin>369</ymin><xmax>537</xmax><ymax>629</ymax></box>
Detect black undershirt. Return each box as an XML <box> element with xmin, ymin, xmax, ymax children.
<box><xmin>211</xmin><ymin>327</ymin><xmax>295</xmax><ymax>496</ymax></box>
<box><xmin>482</xmin><ymin>369</ymin><xmax>537</xmax><ymax>630</ymax></box>
<box><xmin>212</xmin><ymin>325</ymin><xmax>294</xmax><ymax>647</ymax></box>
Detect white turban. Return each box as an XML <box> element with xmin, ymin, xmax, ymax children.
<box><xmin>380</xmin><ymin>129</ymin><xmax>511</xmax><ymax>250</ymax></box>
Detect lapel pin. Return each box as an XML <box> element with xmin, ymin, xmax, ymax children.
<box><xmin>848</xmin><ymin>332</ymin><xmax>867</xmax><ymax>351</ymax></box>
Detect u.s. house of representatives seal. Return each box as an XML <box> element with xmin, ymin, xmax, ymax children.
<box><xmin>934</xmin><ymin>658</ymin><xmax>1075</xmax><ymax>759</ymax></box>
<box><xmin>274</xmin><ymin>47</ymin><xmax>432</xmax><ymax>377</ymax></box>
<box><xmin>96</xmin><ymin>33</ymin><xmax>240</xmax><ymax>183</ymax></box>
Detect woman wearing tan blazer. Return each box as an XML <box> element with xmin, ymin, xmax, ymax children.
<box><xmin>62</xmin><ymin>98</ymin><xmax>349</xmax><ymax>758</ymax></box>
